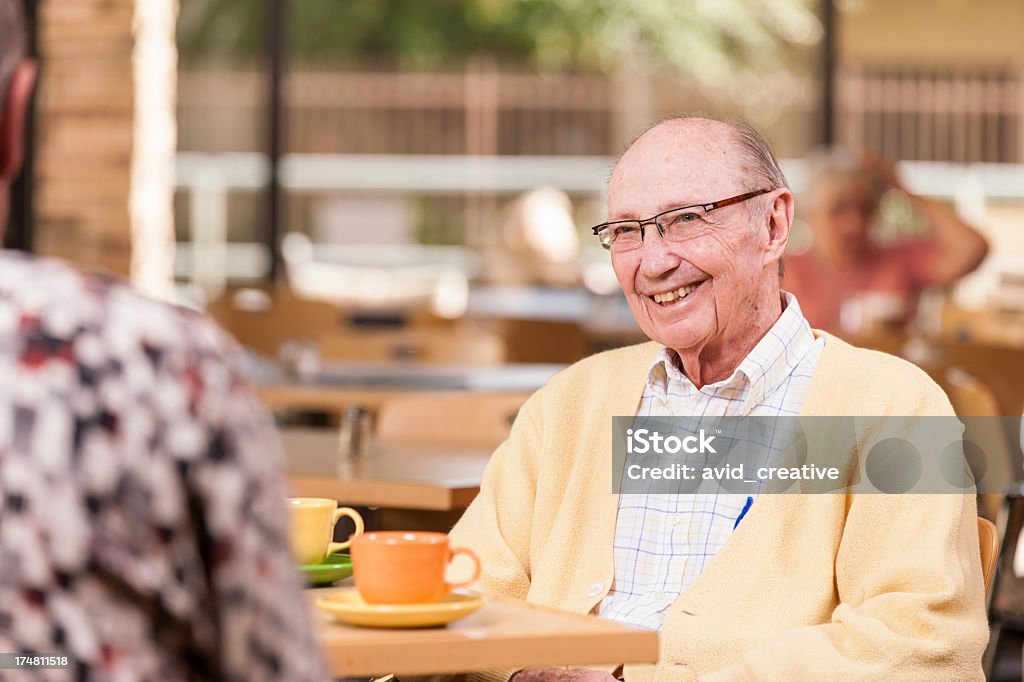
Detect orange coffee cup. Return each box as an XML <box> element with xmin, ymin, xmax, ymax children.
<box><xmin>351</xmin><ymin>531</ymin><xmax>481</xmax><ymax>604</ymax></box>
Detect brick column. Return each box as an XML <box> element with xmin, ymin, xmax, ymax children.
<box><xmin>35</xmin><ymin>0</ymin><xmax>176</xmax><ymax>299</ymax></box>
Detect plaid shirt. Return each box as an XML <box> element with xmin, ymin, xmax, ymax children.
<box><xmin>598</xmin><ymin>293</ymin><xmax>824</xmax><ymax>630</ymax></box>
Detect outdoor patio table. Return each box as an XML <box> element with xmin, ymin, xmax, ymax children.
<box><xmin>310</xmin><ymin>583</ymin><xmax>660</xmax><ymax>677</ymax></box>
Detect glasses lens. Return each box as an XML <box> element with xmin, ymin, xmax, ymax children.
<box><xmin>601</xmin><ymin>223</ymin><xmax>642</xmax><ymax>251</ymax></box>
<box><xmin>657</xmin><ymin>209</ymin><xmax>703</xmax><ymax>241</ymax></box>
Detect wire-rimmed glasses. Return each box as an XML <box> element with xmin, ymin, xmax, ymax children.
<box><xmin>591</xmin><ymin>189</ymin><xmax>773</xmax><ymax>252</ymax></box>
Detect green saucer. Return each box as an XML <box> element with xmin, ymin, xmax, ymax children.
<box><xmin>300</xmin><ymin>553</ymin><xmax>353</xmax><ymax>586</ymax></box>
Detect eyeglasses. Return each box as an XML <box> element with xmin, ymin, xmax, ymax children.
<box><xmin>591</xmin><ymin>189</ymin><xmax>773</xmax><ymax>252</ymax></box>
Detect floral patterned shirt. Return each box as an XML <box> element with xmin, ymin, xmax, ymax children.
<box><xmin>0</xmin><ymin>253</ymin><xmax>327</xmax><ymax>681</ymax></box>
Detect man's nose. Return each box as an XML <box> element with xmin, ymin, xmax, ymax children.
<box><xmin>637</xmin><ymin>223</ymin><xmax>682</xmax><ymax>278</ymax></box>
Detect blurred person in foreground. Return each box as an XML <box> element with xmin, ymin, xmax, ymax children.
<box><xmin>0</xmin><ymin>2</ymin><xmax>326</xmax><ymax>679</ymax></box>
<box><xmin>785</xmin><ymin>151</ymin><xmax>988</xmax><ymax>334</ymax></box>
<box><xmin>450</xmin><ymin>115</ymin><xmax>987</xmax><ymax>681</ymax></box>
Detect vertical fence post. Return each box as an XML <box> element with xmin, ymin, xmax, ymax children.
<box><xmin>1017</xmin><ymin>73</ymin><xmax>1024</xmax><ymax>163</ymax></box>
<box><xmin>819</xmin><ymin>0</ymin><xmax>836</xmax><ymax>147</ymax></box>
<box><xmin>265</xmin><ymin>0</ymin><xmax>285</xmax><ymax>281</ymax></box>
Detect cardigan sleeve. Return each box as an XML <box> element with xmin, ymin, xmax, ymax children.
<box><xmin>690</xmin><ymin>492</ymin><xmax>988</xmax><ymax>681</ymax></box>
<box><xmin>449</xmin><ymin>391</ymin><xmax>544</xmax><ymax>601</ymax></box>
<box><xmin>685</xmin><ymin>342</ymin><xmax>986</xmax><ymax>680</ymax></box>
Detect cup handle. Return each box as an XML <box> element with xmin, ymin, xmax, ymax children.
<box><xmin>327</xmin><ymin>507</ymin><xmax>365</xmax><ymax>553</ymax></box>
<box><xmin>445</xmin><ymin>546</ymin><xmax>481</xmax><ymax>590</ymax></box>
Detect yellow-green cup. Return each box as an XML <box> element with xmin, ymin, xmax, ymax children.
<box><xmin>287</xmin><ymin>497</ymin><xmax>364</xmax><ymax>565</ymax></box>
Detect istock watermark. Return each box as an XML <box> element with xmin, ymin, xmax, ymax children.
<box><xmin>611</xmin><ymin>416</ymin><xmax>1023</xmax><ymax>495</ymax></box>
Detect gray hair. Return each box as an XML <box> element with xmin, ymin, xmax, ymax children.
<box><xmin>728</xmin><ymin>118</ymin><xmax>789</xmax><ymax>192</ymax></box>
<box><xmin>0</xmin><ymin>0</ymin><xmax>26</xmax><ymax>107</ymax></box>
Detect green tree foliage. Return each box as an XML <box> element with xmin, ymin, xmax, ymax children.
<box><xmin>178</xmin><ymin>0</ymin><xmax>820</xmax><ymax>79</ymax></box>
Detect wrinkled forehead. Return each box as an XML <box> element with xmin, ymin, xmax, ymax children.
<box><xmin>608</xmin><ymin>121</ymin><xmax>745</xmax><ymax>218</ymax></box>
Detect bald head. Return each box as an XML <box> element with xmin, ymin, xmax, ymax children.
<box><xmin>0</xmin><ymin>0</ymin><xmax>25</xmax><ymax>105</ymax></box>
<box><xmin>618</xmin><ymin>115</ymin><xmax>788</xmax><ymax>196</ymax></box>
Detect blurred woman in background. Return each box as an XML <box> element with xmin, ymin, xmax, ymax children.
<box><xmin>785</xmin><ymin>151</ymin><xmax>989</xmax><ymax>335</ymax></box>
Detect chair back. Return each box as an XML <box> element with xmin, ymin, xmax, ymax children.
<box><xmin>207</xmin><ymin>286</ymin><xmax>340</xmax><ymax>356</ymax></box>
<box><xmin>929</xmin><ymin>343</ymin><xmax>1024</xmax><ymax>417</ymax></box>
<box><xmin>944</xmin><ymin>368</ymin><xmax>1018</xmax><ymax>519</ymax></box>
<box><xmin>376</xmin><ymin>391</ymin><xmax>530</xmax><ymax>450</ymax></box>
<box><xmin>945</xmin><ymin>367</ymin><xmax>1002</xmax><ymax>417</ymax></box>
<box><xmin>500</xmin><ymin>319</ymin><xmax>590</xmax><ymax>364</ymax></box>
<box><xmin>979</xmin><ymin>516</ymin><xmax>999</xmax><ymax>598</ymax></box>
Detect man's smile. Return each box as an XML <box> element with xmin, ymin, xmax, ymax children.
<box><xmin>647</xmin><ymin>277</ymin><xmax>710</xmax><ymax>306</ymax></box>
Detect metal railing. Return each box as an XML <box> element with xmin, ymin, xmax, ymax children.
<box><xmin>179</xmin><ymin>62</ymin><xmax>1022</xmax><ymax>163</ymax></box>
<box><xmin>175</xmin><ymin>152</ymin><xmax>1024</xmax><ymax>296</ymax></box>
<box><xmin>838</xmin><ymin>64</ymin><xmax>1021</xmax><ymax>164</ymax></box>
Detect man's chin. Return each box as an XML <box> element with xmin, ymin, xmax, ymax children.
<box><xmin>643</xmin><ymin>325</ymin><xmax>709</xmax><ymax>356</ymax></box>
<box><xmin>631</xmin><ymin>300</ymin><xmax>713</xmax><ymax>352</ymax></box>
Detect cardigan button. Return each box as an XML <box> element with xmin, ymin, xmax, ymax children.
<box><xmin>586</xmin><ymin>582</ymin><xmax>603</xmax><ymax>597</ymax></box>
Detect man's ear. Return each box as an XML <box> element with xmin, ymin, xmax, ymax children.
<box><xmin>0</xmin><ymin>60</ymin><xmax>38</xmax><ymax>182</ymax></box>
<box><xmin>763</xmin><ymin>188</ymin><xmax>794</xmax><ymax>267</ymax></box>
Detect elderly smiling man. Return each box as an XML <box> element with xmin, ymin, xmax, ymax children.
<box><xmin>450</xmin><ymin>116</ymin><xmax>988</xmax><ymax>681</ymax></box>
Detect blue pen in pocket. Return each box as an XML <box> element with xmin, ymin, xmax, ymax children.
<box><xmin>734</xmin><ymin>496</ymin><xmax>754</xmax><ymax>529</ymax></box>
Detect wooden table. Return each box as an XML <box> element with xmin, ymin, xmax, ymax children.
<box><xmin>282</xmin><ymin>427</ymin><xmax>490</xmax><ymax>511</ymax></box>
<box><xmin>259</xmin><ymin>384</ymin><xmax>421</xmax><ymax>411</ymax></box>
<box><xmin>311</xmin><ymin>586</ymin><xmax>660</xmax><ymax>677</ymax></box>
<box><xmin>251</xmin><ymin>360</ymin><xmax>565</xmax><ymax>412</ymax></box>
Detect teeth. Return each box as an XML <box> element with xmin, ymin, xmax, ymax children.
<box><xmin>653</xmin><ymin>282</ymin><xmax>701</xmax><ymax>304</ymax></box>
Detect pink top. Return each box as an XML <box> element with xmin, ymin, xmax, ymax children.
<box><xmin>784</xmin><ymin>240</ymin><xmax>940</xmax><ymax>333</ymax></box>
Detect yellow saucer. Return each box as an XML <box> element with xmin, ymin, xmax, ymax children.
<box><xmin>316</xmin><ymin>589</ymin><xmax>483</xmax><ymax>628</ymax></box>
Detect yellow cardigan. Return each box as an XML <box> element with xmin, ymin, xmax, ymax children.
<box><xmin>450</xmin><ymin>332</ymin><xmax>989</xmax><ymax>681</ymax></box>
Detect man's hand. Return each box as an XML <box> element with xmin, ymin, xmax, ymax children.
<box><xmin>510</xmin><ymin>668</ymin><xmax>618</xmax><ymax>682</ymax></box>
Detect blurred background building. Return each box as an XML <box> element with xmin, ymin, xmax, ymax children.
<box><xmin>8</xmin><ymin>0</ymin><xmax>1024</xmax><ymax>355</ymax></box>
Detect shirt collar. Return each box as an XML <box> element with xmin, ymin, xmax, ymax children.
<box><xmin>646</xmin><ymin>292</ymin><xmax>818</xmax><ymax>407</ymax></box>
